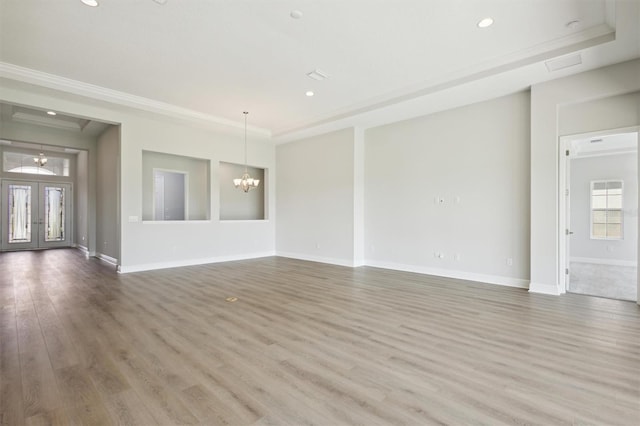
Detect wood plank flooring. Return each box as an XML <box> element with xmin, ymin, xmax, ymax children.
<box><xmin>1</xmin><ymin>248</ymin><xmax>639</xmax><ymax>425</ymax></box>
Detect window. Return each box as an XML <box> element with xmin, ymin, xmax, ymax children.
<box><xmin>591</xmin><ymin>180</ymin><xmax>623</xmax><ymax>240</ymax></box>
<box><xmin>3</xmin><ymin>151</ymin><xmax>70</xmax><ymax>176</ymax></box>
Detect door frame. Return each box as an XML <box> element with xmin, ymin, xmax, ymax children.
<box><xmin>559</xmin><ymin>125</ymin><xmax>639</xmax><ymax>294</ymax></box>
<box><xmin>1</xmin><ymin>179</ymin><xmax>73</xmax><ymax>251</ymax></box>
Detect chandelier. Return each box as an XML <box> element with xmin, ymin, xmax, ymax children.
<box><xmin>33</xmin><ymin>151</ymin><xmax>48</xmax><ymax>167</ymax></box>
<box><xmin>233</xmin><ymin>111</ymin><xmax>260</xmax><ymax>192</ymax></box>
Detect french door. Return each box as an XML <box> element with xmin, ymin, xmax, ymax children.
<box><xmin>1</xmin><ymin>180</ymin><xmax>72</xmax><ymax>250</ymax></box>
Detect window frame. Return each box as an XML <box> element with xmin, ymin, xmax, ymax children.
<box><xmin>590</xmin><ymin>179</ymin><xmax>624</xmax><ymax>240</ymax></box>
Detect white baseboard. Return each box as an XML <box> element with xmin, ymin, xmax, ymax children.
<box><xmin>365</xmin><ymin>260</ymin><xmax>530</xmax><ymax>289</ymax></box>
<box><xmin>96</xmin><ymin>252</ymin><xmax>118</xmax><ymax>266</ymax></box>
<box><xmin>118</xmin><ymin>249</ymin><xmax>532</xmax><ymax>291</ymax></box>
<box><xmin>76</xmin><ymin>245</ymin><xmax>89</xmax><ymax>255</ymax></box>
<box><xmin>118</xmin><ymin>251</ymin><xmax>275</xmax><ymax>273</ymax></box>
<box><xmin>276</xmin><ymin>251</ymin><xmax>357</xmax><ymax>267</ymax></box>
<box><xmin>570</xmin><ymin>256</ymin><xmax>637</xmax><ymax>267</ymax></box>
<box><xmin>528</xmin><ymin>282</ymin><xmax>562</xmax><ymax>295</ymax></box>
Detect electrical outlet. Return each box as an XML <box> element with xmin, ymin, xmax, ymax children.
<box><xmin>506</xmin><ymin>258</ymin><xmax>513</xmax><ymax>266</ymax></box>
<box><xmin>454</xmin><ymin>253</ymin><xmax>461</xmax><ymax>261</ymax></box>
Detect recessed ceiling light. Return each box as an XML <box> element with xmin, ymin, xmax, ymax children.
<box><xmin>81</xmin><ymin>0</ymin><xmax>99</xmax><ymax>6</ymax></box>
<box><xmin>46</xmin><ymin>111</ymin><xmax>57</xmax><ymax>116</ymax></box>
<box><xmin>290</xmin><ymin>10</ymin><xmax>303</xmax><ymax>19</ymax></box>
<box><xmin>305</xmin><ymin>91</ymin><xmax>314</xmax><ymax>97</ymax></box>
<box><xmin>477</xmin><ymin>17</ymin><xmax>494</xmax><ymax>28</ymax></box>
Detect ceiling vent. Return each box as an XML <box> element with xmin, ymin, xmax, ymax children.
<box><xmin>590</xmin><ymin>138</ymin><xmax>603</xmax><ymax>143</ymax></box>
<box><xmin>306</xmin><ymin>69</ymin><xmax>329</xmax><ymax>81</ymax></box>
<box><xmin>545</xmin><ymin>53</ymin><xmax>582</xmax><ymax>72</ymax></box>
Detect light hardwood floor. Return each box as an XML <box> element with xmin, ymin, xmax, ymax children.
<box><xmin>1</xmin><ymin>249</ymin><xmax>639</xmax><ymax>425</ymax></box>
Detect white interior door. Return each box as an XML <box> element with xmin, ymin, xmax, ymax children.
<box><xmin>1</xmin><ymin>180</ymin><xmax>72</xmax><ymax>250</ymax></box>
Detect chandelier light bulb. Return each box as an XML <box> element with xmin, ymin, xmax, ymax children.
<box><xmin>34</xmin><ymin>152</ymin><xmax>48</xmax><ymax>167</ymax></box>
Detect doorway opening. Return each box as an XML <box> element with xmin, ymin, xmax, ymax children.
<box><xmin>0</xmin><ymin>101</ymin><xmax>120</xmax><ymax>264</ymax></box>
<box><xmin>560</xmin><ymin>129</ymin><xmax>638</xmax><ymax>301</ymax></box>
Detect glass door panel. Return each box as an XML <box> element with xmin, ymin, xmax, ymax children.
<box><xmin>44</xmin><ymin>186</ymin><xmax>65</xmax><ymax>241</ymax></box>
<box><xmin>1</xmin><ymin>181</ymin><xmax>38</xmax><ymax>250</ymax></box>
<box><xmin>38</xmin><ymin>183</ymin><xmax>71</xmax><ymax>248</ymax></box>
<box><xmin>9</xmin><ymin>184</ymin><xmax>32</xmax><ymax>243</ymax></box>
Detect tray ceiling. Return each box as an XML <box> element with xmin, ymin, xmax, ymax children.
<box><xmin>0</xmin><ymin>0</ymin><xmax>638</xmax><ymax>141</ymax></box>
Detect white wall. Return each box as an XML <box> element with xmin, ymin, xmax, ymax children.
<box><xmin>0</xmin><ymin>78</ymin><xmax>276</xmax><ymax>272</ymax></box>
<box><xmin>570</xmin><ymin>153</ymin><xmax>637</xmax><ymax>263</ymax></box>
<box><xmin>276</xmin><ymin>128</ymin><xmax>357</xmax><ymax>266</ymax></box>
<box><xmin>76</xmin><ymin>149</ymin><xmax>89</xmax><ymax>249</ymax></box>
<box><xmin>530</xmin><ymin>58</ymin><xmax>640</xmax><ymax>296</ymax></box>
<box><xmin>365</xmin><ymin>92</ymin><xmax>531</xmax><ymax>287</ymax></box>
<box><xmin>96</xmin><ymin>125</ymin><xmax>119</xmax><ymax>260</ymax></box>
<box><xmin>560</xmin><ymin>92</ymin><xmax>640</xmax><ymax>137</ymax></box>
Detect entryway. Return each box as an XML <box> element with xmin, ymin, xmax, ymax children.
<box><xmin>1</xmin><ymin>180</ymin><xmax>72</xmax><ymax>250</ymax></box>
<box><xmin>561</xmin><ymin>130</ymin><xmax>638</xmax><ymax>301</ymax></box>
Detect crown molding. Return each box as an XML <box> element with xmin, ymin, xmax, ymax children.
<box><xmin>0</xmin><ymin>62</ymin><xmax>272</xmax><ymax>137</ymax></box>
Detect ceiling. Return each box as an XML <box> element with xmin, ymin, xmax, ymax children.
<box><xmin>0</xmin><ymin>102</ymin><xmax>111</xmax><ymax>138</ymax></box>
<box><xmin>0</xmin><ymin>0</ymin><xmax>639</xmax><ymax>142</ymax></box>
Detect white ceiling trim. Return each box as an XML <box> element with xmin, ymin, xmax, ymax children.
<box><xmin>274</xmin><ymin>24</ymin><xmax>615</xmax><ymax>137</ymax></box>
<box><xmin>0</xmin><ymin>62</ymin><xmax>272</xmax><ymax>138</ymax></box>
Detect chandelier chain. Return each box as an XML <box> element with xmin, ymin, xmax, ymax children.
<box><xmin>233</xmin><ymin>111</ymin><xmax>260</xmax><ymax>192</ymax></box>
<box><xmin>244</xmin><ymin>111</ymin><xmax>248</xmax><ymax>172</ymax></box>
